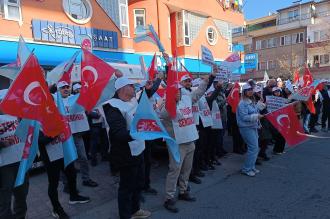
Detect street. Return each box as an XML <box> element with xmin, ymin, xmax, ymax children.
<box><xmin>26</xmin><ymin>133</ymin><xmax>330</xmax><ymax>219</ymax></box>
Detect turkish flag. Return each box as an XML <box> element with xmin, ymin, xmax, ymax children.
<box><xmin>58</xmin><ymin>63</ymin><xmax>73</xmax><ymax>84</ymax></box>
<box><xmin>306</xmin><ymin>96</ymin><xmax>316</xmax><ymax>114</ymax></box>
<box><xmin>293</xmin><ymin>69</ymin><xmax>300</xmax><ymax>84</ymax></box>
<box><xmin>148</xmin><ymin>53</ymin><xmax>157</xmax><ymax>80</ymax></box>
<box><xmin>303</xmin><ymin>65</ymin><xmax>313</xmax><ymax>87</ymax></box>
<box><xmin>165</xmin><ymin>63</ymin><xmax>178</xmax><ymax>119</ymax></box>
<box><xmin>227</xmin><ymin>82</ymin><xmax>240</xmax><ymax>113</ymax></box>
<box><xmin>78</xmin><ymin>49</ymin><xmax>115</xmax><ymax>111</ymax></box>
<box><xmin>0</xmin><ymin>55</ymin><xmax>64</xmax><ymax>137</ymax></box>
<box><xmin>265</xmin><ymin>104</ymin><xmax>307</xmax><ymax>146</ymax></box>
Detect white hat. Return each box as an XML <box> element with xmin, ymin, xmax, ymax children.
<box><xmin>115</xmin><ymin>77</ymin><xmax>135</xmax><ymax>91</ymax></box>
<box><xmin>254</xmin><ymin>86</ymin><xmax>262</xmax><ymax>93</ymax></box>
<box><xmin>242</xmin><ymin>83</ymin><xmax>252</xmax><ymax>90</ymax></box>
<box><xmin>180</xmin><ymin>74</ymin><xmax>191</xmax><ymax>82</ymax></box>
<box><xmin>277</xmin><ymin>78</ymin><xmax>282</xmax><ymax>82</ymax></box>
<box><xmin>57</xmin><ymin>81</ymin><xmax>69</xmax><ymax>88</ymax></box>
<box><xmin>272</xmin><ymin>86</ymin><xmax>281</xmax><ymax>92</ymax></box>
<box><xmin>72</xmin><ymin>83</ymin><xmax>81</xmax><ymax>91</ymax></box>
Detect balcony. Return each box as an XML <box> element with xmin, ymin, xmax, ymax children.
<box><xmin>306</xmin><ymin>39</ymin><xmax>330</xmax><ymax>48</ymax></box>
<box><xmin>278</xmin><ymin>13</ymin><xmax>311</xmax><ymax>25</ymax></box>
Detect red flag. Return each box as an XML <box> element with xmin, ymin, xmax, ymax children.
<box><xmin>227</xmin><ymin>82</ymin><xmax>240</xmax><ymax>113</ymax></box>
<box><xmin>148</xmin><ymin>53</ymin><xmax>157</xmax><ymax>80</ymax></box>
<box><xmin>306</xmin><ymin>97</ymin><xmax>316</xmax><ymax>114</ymax></box>
<box><xmin>78</xmin><ymin>49</ymin><xmax>115</xmax><ymax>111</ymax></box>
<box><xmin>265</xmin><ymin>104</ymin><xmax>307</xmax><ymax>146</ymax></box>
<box><xmin>0</xmin><ymin>55</ymin><xmax>64</xmax><ymax>137</ymax></box>
<box><xmin>165</xmin><ymin>63</ymin><xmax>178</xmax><ymax>119</ymax></box>
<box><xmin>58</xmin><ymin>61</ymin><xmax>74</xmax><ymax>84</ymax></box>
<box><xmin>303</xmin><ymin>65</ymin><xmax>313</xmax><ymax>87</ymax></box>
<box><xmin>293</xmin><ymin>69</ymin><xmax>300</xmax><ymax>84</ymax></box>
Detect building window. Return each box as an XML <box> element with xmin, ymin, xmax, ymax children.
<box><xmin>288</xmin><ymin>9</ymin><xmax>299</xmax><ymax>21</ymax></box>
<box><xmin>292</xmin><ymin>33</ymin><xmax>304</xmax><ymax>44</ymax></box>
<box><xmin>133</xmin><ymin>9</ymin><xmax>145</xmax><ymax>34</ymax></box>
<box><xmin>206</xmin><ymin>26</ymin><xmax>218</xmax><ymax>46</ymax></box>
<box><xmin>256</xmin><ymin>40</ymin><xmax>261</xmax><ymax>50</ymax></box>
<box><xmin>280</xmin><ymin>36</ymin><xmax>285</xmax><ymax>46</ymax></box>
<box><xmin>285</xmin><ymin>35</ymin><xmax>291</xmax><ymax>45</ymax></box>
<box><xmin>63</xmin><ymin>0</ymin><xmax>92</xmax><ymax>24</ymax></box>
<box><xmin>267</xmin><ymin>38</ymin><xmax>276</xmax><ymax>48</ymax></box>
<box><xmin>183</xmin><ymin>11</ymin><xmax>190</xmax><ymax>46</ymax></box>
<box><xmin>260</xmin><ymin>61</ymin><xmax>267</xmax><ymax>70</ymax></box>
<box><xmin>119</xmin><ymin>0</ymin><xmax>129</xmax><ymax>37</ymax></box>
<box><xmin>1</xmin><ymin>0</ymin><xmax>22</xmax><ymax>21</ymax></box>
<box><xmin>313</xmin><ymin>55</ymin><xmax>319</xmax><ymax>67</ymax></box>
<box><xmin>320</xmin><ymin>54</ymin><xmax>329</xmax><ymax>65</ymax></box>
<box><xmin>261</xmin><ymin>39</ymin><xmax>267</xmax><ymax>49</ymax></box>
<box><xmin>267</xmin><ymin>60</ymin><xmax>275</xmax><ymax>69</ymax></box>
<box><xmin>299</xmin><ymin>32</ymin><xmax>304</xmax><ymax>43</ymax></box>
<box><xmin>314</xmin><ymin>31</ymin><xmax>320</xmax><ymax>42</ymax></box>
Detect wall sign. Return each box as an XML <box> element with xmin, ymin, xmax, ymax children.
<box><xmin>32</xmin><ymin>19</ymin><xmax>118</xmax><ymax>49</ymax></box>
<box><xmin>244</xmin><ymin>53</ymin><xmax>258</xmax><ymax>70</ymax></box>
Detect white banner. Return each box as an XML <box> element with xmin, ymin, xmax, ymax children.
<box><xmin>216</xmin><ymin>68</ymin><xmax>230</xmax><ymax>82</ymax></box>
<box><xmin>201</xmin><ymin>45</ymin><xmax>214</xmax><ymax>66</ymax></box>
<box><xmin>0</xmin><ymin>115</ymin><xmax>24</xmax><ymax>167</ymax></box>
<box><xmin>45</xmin><ymin>137</ymin><xmax>64</xmax><ymax>162</ymax></box>
<box><xmin>229</xmin><ymin>74</ymin><xmax>241</xmax><ymax>82</ymax></box>
<box><xmin>266</xmin><ymin>96</ymin><xmax>288</xmax><ymax>112</ymax></box>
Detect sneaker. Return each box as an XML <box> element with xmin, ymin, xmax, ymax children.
<box><xmin>241</xmin><ymin>170</ymin><xmax>256</xmax><ymax>177</ymax></box>
<box><xmin>131</xmin><ymin>209</ymin><xmax>151</xmax><ymax>219</ymax></box>
<box><xmin>178</xmin><ymin>192</ymin><xmax>196</xmax><ymax>202</ymax></box>
<box><xmin>142</xmin><ymin>187</ymin><xmax>158</xmax><ymax>195</ymax></box>
<box><xmin>69</xmin><ymin>195</ymin><xmax>90</xmax><ymax>205</ymax></box>
<box><xmin>195</xmin><ymin>171</ymin><xmax>205</xmax><ymax>178</ymax></box>
<box><xmin>189</xmin><ymin>175</ymin><xmax>202</xmax><ymax>184</ymax></box>
<box><xmin>52</xmin><ymin>207</ymin><xmax>70</xmax><ymax>219</ymax></box>
<box><xmin>273</xmin><ymin>151</ymin><xmax>283</xmax><ymax>155</ymax></box>
<box><xmin>253</xmin><ymin>169</ymin><xmax>260</xmax><ymax>174</ymax></box>
<box><xmin>164</xmin><ymin>198</ymin><xmax>179</xmax><ymax>213</ymax></box>
<box><xmin>82</xmin><ymin>179</ymin><xmax>98</xmax><ymax>187</ymax></box>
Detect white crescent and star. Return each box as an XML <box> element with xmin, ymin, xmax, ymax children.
<box><xmin>23</xmin><ymin>81</ymin><xmax>42</xmax><ymax>106</ymax></box>
<box><xmin>276</xmin><ymin>114</ymin><xmax>290</xmax><ymax>128</ymax></box>
<box><xmin>82</xmin><ymin>66</ymin><xmax>98</xmax><ymax>85</ymax></box>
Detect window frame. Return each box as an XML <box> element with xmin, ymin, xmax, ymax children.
<box><xmin>133</xmin><ymin>8</ymin><xmax>146</xmax><ymax>34</ymax></box>
<box><xmin>62</xmin><ymin>0</ymin><xmax>92</xmax><ymax>25</ymax></box>
<box><xmin>206</xmin><ymin>26</ymin><xmax>218</xmax><ymax>46</ymax></box>
<box><xmin>119</xmin><ymin>0</ymin><xmax>130</xmax><ymax>37</ymax></box>
<box><xmin>3</xmin><ymin>0</ymin><xmax>22</xmax><ymax>22</ymax></box>
<box><xmin>183</xmin><ymin>10</ymin><xmax>190</xmax><ymax>46</ymax></box>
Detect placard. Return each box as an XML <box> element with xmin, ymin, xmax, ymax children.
<box><xmin>201</xmin><ymin>45</ymin><xmax>214</xmax><ymax>66</ymax></box>
<box><xmin>266</xmin><ymin>96</ymin><xmax>288</xmax><ymax>112</ymax></box>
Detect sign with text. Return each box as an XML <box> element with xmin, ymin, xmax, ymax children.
<box><xmin>244</xmin><ymin>53</ymin><xmax>258</xmax><ymax>70</ymax></box>
<box><xmin>201</xmin><ymin>45</ymin><xmax>214</xmax><ymax>66</ymax></box>
<box><xmin>229</xmin><ymin>74</ymin><xmax>241</xmax><ymax>82</ymax></box>
<box><xmin>32</xmin><ymin>19</ymin><xmax>118</xmax><ymax>49</ymax></box>
<box><xmin>266</xmin><ymin>96</ymin><xmax>288</xmax><ymax>112</ymax></box>
<box><xmin>216</xmin><ymin>68</ymin><xmax>230</xmax><ymax>81</ymax></box>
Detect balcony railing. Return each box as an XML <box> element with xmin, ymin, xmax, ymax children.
<box><xmin>278</xmin><ymin>13</ymin><xmax>311</xmax><ymax>25</ymax></box>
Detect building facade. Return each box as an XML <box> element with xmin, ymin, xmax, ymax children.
<box><xmin>233</xmin><ymin>0</ymin><xmax>330</xmax><ymax>81</ymax></box>
<box><xmin>0</xmin><ymin>0</ymin><xmax>244</xmax><ymax>84</ymax></box>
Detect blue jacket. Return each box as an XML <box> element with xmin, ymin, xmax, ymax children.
<box><xmin>236</xmin><ymin>98</ymin><xmax>260</xmax><ymax>129</ymax></box>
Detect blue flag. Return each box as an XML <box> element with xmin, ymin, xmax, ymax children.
<box><xmin>15</xmin><ymin>119</ymin><xmax>40</xmax><ymax>187</ymax></box>
<box><xmin>57</xmin><ymin>92</ymin><xmax>78</xmax><ymax>167</ymax></box>
<box><xmin>130</xmin><ymin>91</ymin><xmax>180</xmax><ymax>163</ymax></box>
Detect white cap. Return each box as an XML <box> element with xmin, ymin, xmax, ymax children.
<box><xmin>72</xmin><ymin>83</ymin><xmax>81</xmax><ymax>91</ymax></box>
<box><xmin>277</xmin><ymin>78</ymin><xmax>282</xmax><ymax>82</ymax></box>
<box><xmin>57</xmin><ymin>81</ymin><xmax>69</xmax><ymax>88</ymax></box>
<box><xmin>242</xmin><ymin>83</ymin><xmax>252</xmax><ymax>90</ymax></box>
<box><xmin>180</xmin><ymin>74</ymin><xmax>191</xmax><ymax>82</ymax></box>
<box><xmin>115</xmin><ymin>77</ymin><xmax>135</xmax><ymax>91</ymax></box>
<box><xmin>254</xmin><ymin>86</ymin><xmax>262</xmax><ymax>93</ymax></box>
<box><xmin>272</xmin><ymin>86</ymin><xmax>281</xmax><ymax>92</ymax></box>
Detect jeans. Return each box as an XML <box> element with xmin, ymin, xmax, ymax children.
<box><xmin>118</xmin><ymin>156</ymin><xmax>145</xmax><ymax>219</ymax></box>
<box><xmin>303</xmin><ymin>112</ymin><xmax>311</xmax><ymax>132</ymax></box>
<box><xmin>0</xmin><ymin>163</ymin><xmax>29</xmax><ymax>219</ymax></box>
<box><xmin>45</xmin><ymin>159</ymin><xmax>78</xmax><ymax>210</ymax></box>
<box><xmin>239</xmin><ymin>127</ymin><xmax>259</xmax><ymax>172</ymax></box>
<box><xmin>73</xmin><ymin>134</ymin><xmax>90</xmax><ymax>181</ymax></box>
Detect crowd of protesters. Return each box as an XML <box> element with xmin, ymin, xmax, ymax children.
<box><xmin>1</xmin><ymin>64</ymin><xmax>330</xmax><ymax>219</ymax></box>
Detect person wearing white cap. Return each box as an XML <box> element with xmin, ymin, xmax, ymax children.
<box><xmin>236</xmin><ymin>83</ymin><xmax>264</xmax><ymax>177</ymax></box>
<box><xmin>283</xmin><ymin>80</ymin><xmax>293</xmax><ymax>99</ymax></box>
<box><xmin>161</xmin><ymin>68</ymin><xmax>217</xmax><ymax>213</ymax></box>
<box><xmin>72</xmin><ymin>83</ymin><xmax>82</xmax><ymax>95</ymax></box>
<box><xmin>277</xmin><ymin>77</ymin><xmax>283</xmax><ymax>88</ymax></box>
<box><xmin>103</xmin><ymin>76</ymin><xmax>154</xmax><ymax>219</ymax></box>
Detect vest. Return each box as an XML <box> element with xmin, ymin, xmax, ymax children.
<box><xmin>198</xmin><ymin>96</ymin><xmax>213</xmax><ymax>128</ymax></box>
<box><xmin>211</xmin><ymin>100</ymin><xmax>223</xmax><ymax>129</ymax></box>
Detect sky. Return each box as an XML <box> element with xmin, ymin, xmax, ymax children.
<box><xmin>243</xmin><ymin>0</ymin><xmax>312</xmax><ymax>20</ymax></box>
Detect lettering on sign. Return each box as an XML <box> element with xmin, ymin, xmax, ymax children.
<box><xmin>42</xmin><ymin>24</ymin><xmax>74</xmax><ymax>40</ymax></box>
<box><xmin>203</xmin><ymin>110</ymin><xmax>211</xmax><ymax>116</ymax></box>
<box><xmin>137</xmin><ymin>119</ymin><xmax>161</xmax><ymax>132</ymax></box>
<box><xmin>179</xmin><ymin>107</ymin><xmax>192</xmax><ymax>116</ymax></box>
<box><xmin>178</xmin><ymin>117</ymin><xmax>194</xmax><ymax>127</ymax></box>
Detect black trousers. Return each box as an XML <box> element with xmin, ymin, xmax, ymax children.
<box><xmin>321</xmin><ymin>105</ymin><xmax>330</xmax><ymax>129</ymax></box>
<box><xmin>273</xmin><ymin>132</ymin><xmax>286</xmax><ymax>153</ymax></box>
<box><xmin>191</xmin><ymin>125</ymin><xmax>207</xmax><ymax>175</ymax></box>
<box><xmin>118</xmin><ymin>157</ymin><xmax>145</xmax><ymax>219</ymax></box>
<box><xmin>211</xmin><ymin>129</ymin><xmax>225</xmax><ymax>157</ymax></box>
<box><xmin>143</xmin><ymin>141</ymin><xmax>152</xmax><ymax>189</ymax></box>
<box><xmin>44</xmin><ymin>159</ymin><xmax>78</xmax><ymax>210</ymax></box>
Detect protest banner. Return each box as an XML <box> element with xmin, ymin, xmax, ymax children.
<box><xmin>201</xmin><ymin>45</ymin><xmax>214</xmax><ymax>66</ymax></box>
<box><xmin>266</xmin><ymin>96</ymin><xmax>288</xmax><ymax>112</ymax></box>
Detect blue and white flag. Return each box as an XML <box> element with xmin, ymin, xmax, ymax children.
<box><xmin>130</xmin><ymin>91</ymin><xmax>180</xmax><ymax>163</ymax></box>
<box><xmin>57</xmin><ymin>92</ymin><xmax>78</xmax><ymax>167</ymax></box>
<box><xmin>14</xmin><ymin>119</ymin><xmax>40</xmax><ymax>187</ymax></box>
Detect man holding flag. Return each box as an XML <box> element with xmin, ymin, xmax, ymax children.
<box><xmin>103</xmin><ymin>77</ymin><xmax>156</xmax><ymax>219</ymax></box>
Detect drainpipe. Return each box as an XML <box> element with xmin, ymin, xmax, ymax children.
<box><xmin>156</xmin><ymin>0</ymin><xmax>161</xmax><ymax>43</ymax></box>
